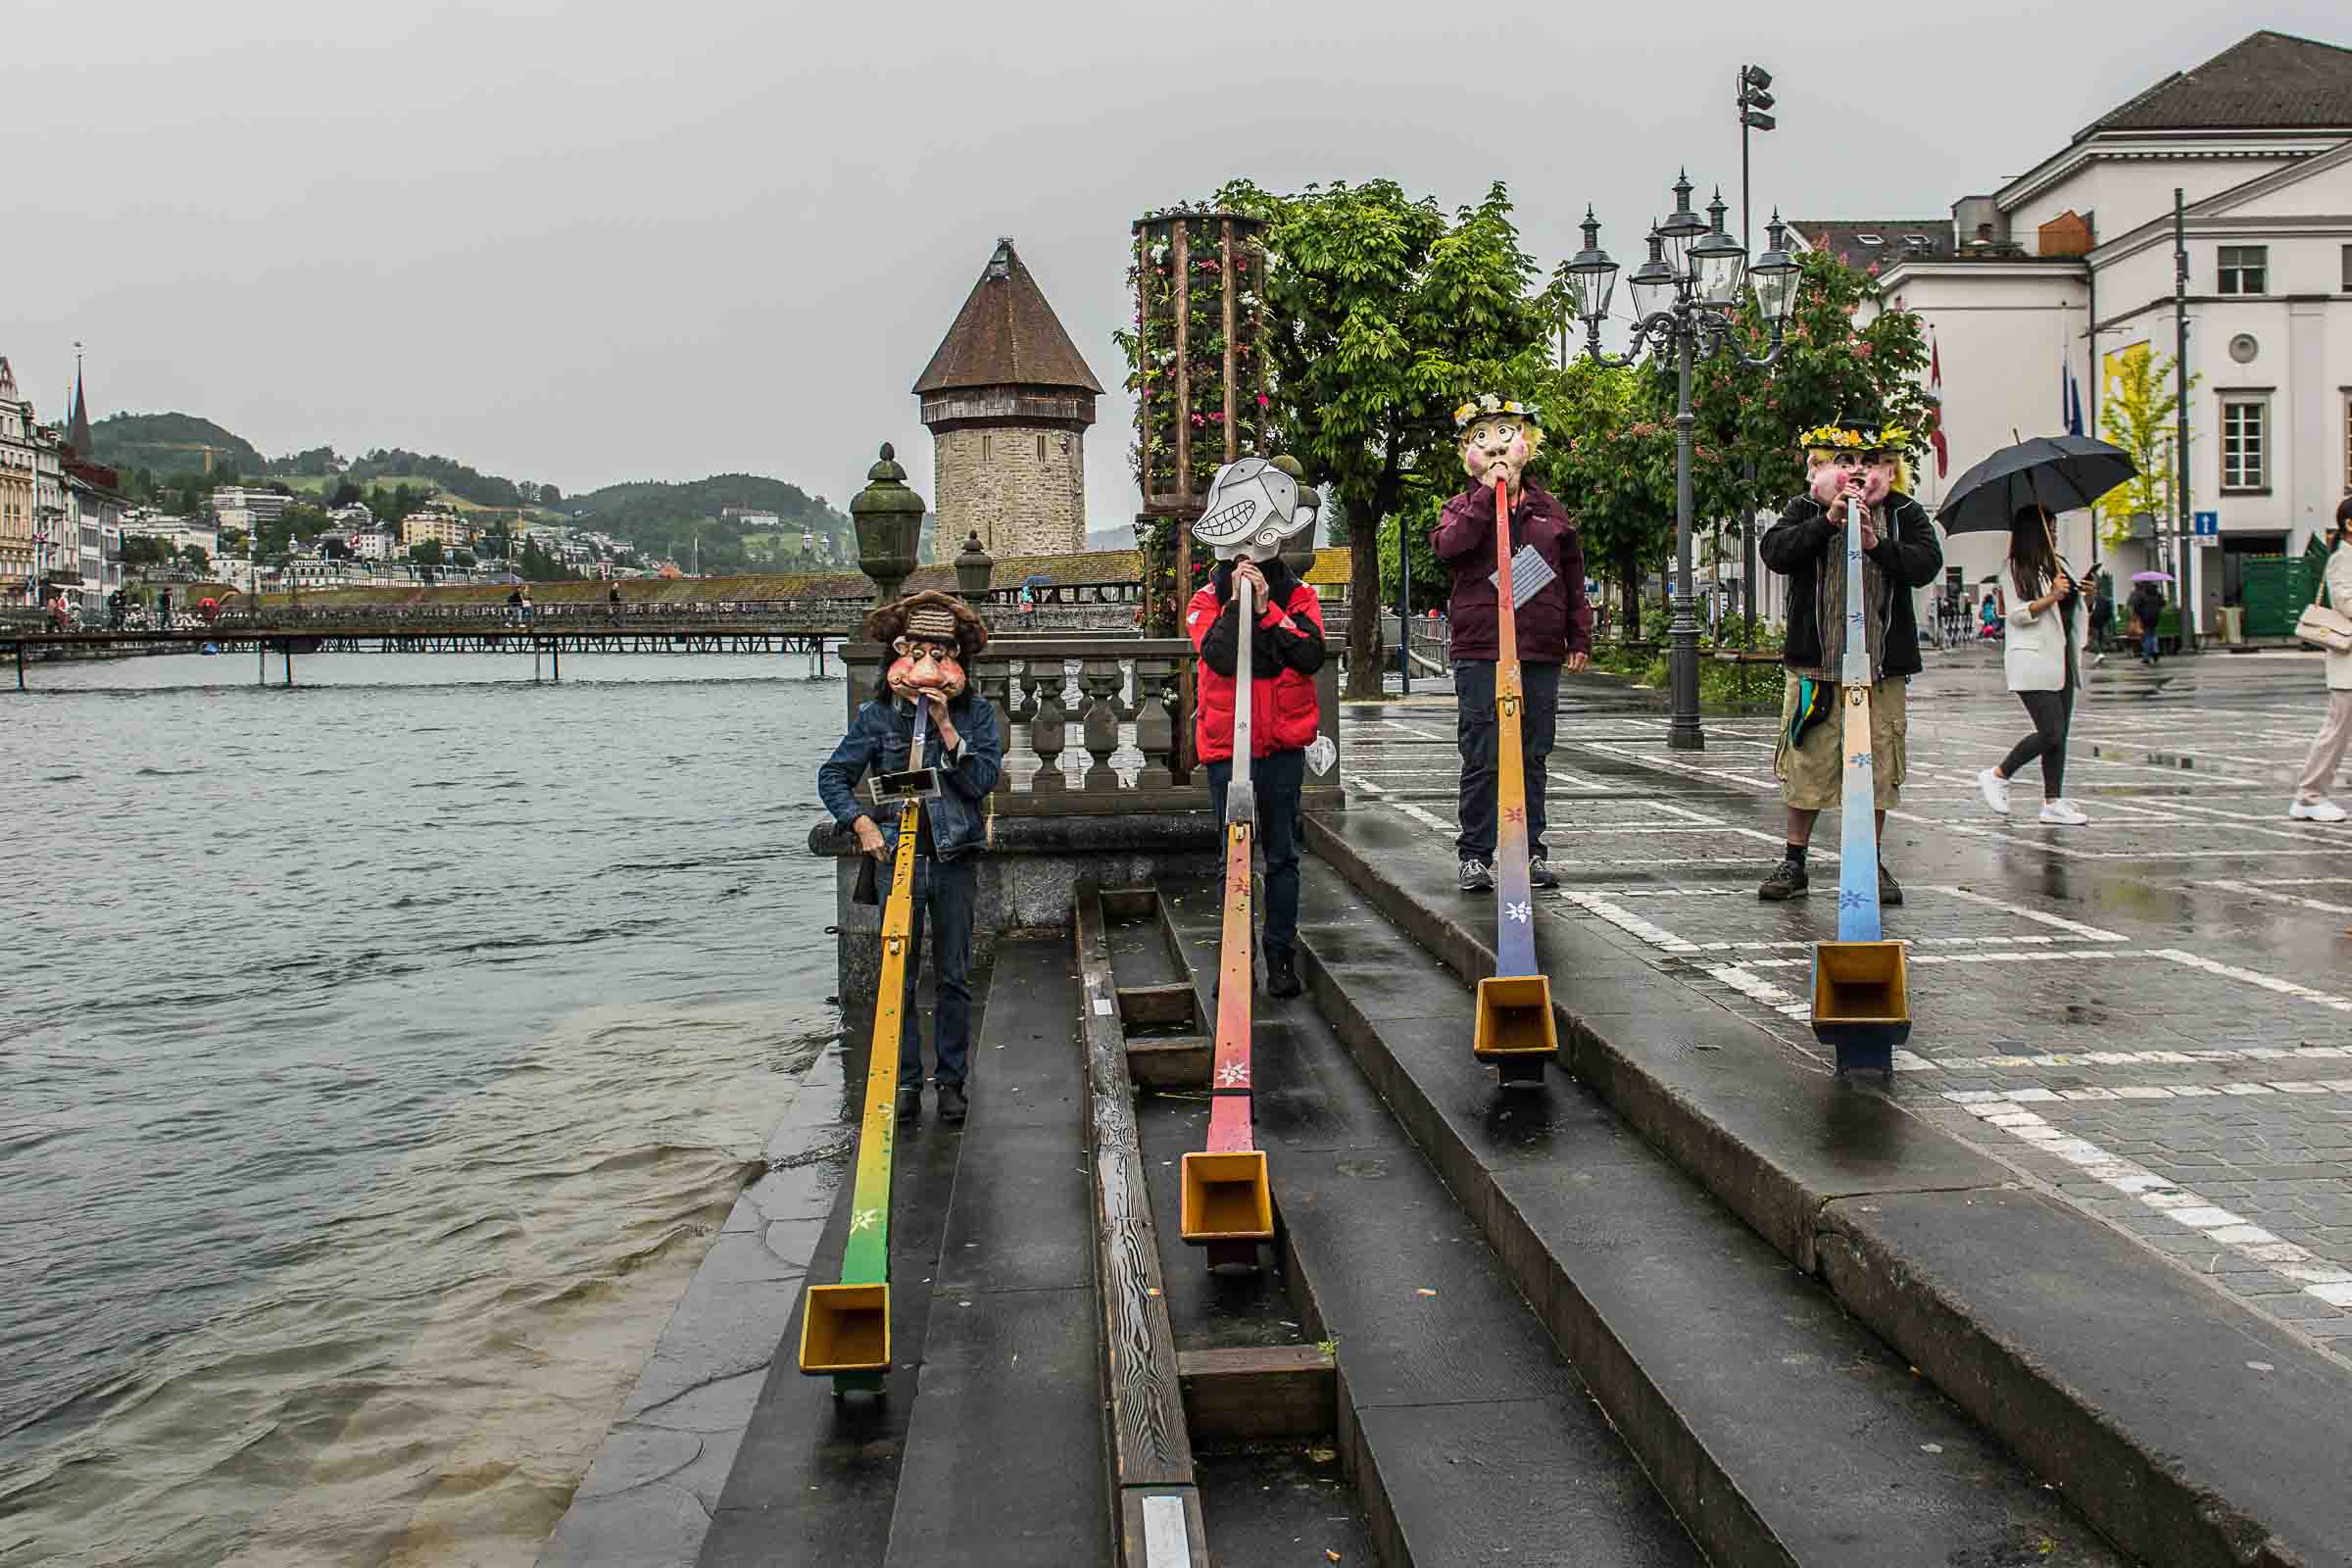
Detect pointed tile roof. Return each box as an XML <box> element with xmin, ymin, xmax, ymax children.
<box><xmin>0</xmin><ymin>357</ymin><xmax>17</xmax><ymax>400</ymax></box>
<box><xmin>68</xmin><ymin>367</ymin><xmax>92</xmax><ymax>455</ymax></box>
<box><xmin>914</xmin><ymin>239</ymin><xmax>1102</xmax><ymax>396</ymax></box>
<box><xmin>2077</xmin><ymin>30</ymin><xmax>2352</xmax><ymax>140</ymax></box>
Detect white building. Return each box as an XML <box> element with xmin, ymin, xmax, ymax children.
<box><xmin>1805</xmin><ymin>29</ymin><xmax>2352</xmax><ymax>640</ymax></box>
<box><xmin>211</xmin><ymin>486</ymin><xmax>289</xmax><ymax>527</ymax></box>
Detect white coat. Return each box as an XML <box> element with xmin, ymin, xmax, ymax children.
<box><xmin>2323</xmin><ymin>543</ymin><xmax>2352</xmax><ymax>693</ymax></box>
<box><xmin>2000</xmin><ymin>560</ymin><xmax>2089</xmax><ymax>693</ymax></box>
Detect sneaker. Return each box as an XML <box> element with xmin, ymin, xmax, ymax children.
<box><xmin>1528</xmin><ymin>857</ymin><xmax>1559</xmax><ymax>889</ymax></box>
<box><xmin>1878</xmin><ymin>861</ymin><xmax>1904</xmax><ymax>906</ymax></box>
<box><xmin>1757</xmin><ymin>858</ymin><xmax>1809</xmax><ymax>901</ymax></box>
<box><xmin>1458</xmin><ymin>858</ymin><xmax>1494</xmax><ymax>892</ymax></box>
<box><xmin>1265</xmin><ymin>950</ymin><xmax>1302</xmax><ymax>999</ymax></box>
<box><xmin>2038</xmin><ymin>800</ymin><xmax>2088</xmax><ymax>826</ymax></box>
<box><xmin>2093</xmin><ymin>653</ymin><xmax>2107</xmax><ymax>666</ymax></box>
<box><xmin>2289</xmin><ymin>798</ymin><xmax>2349</xmax><ymax>823</ymax></box>
<box><xmin>896</xmin><ymin>1086</ymin><xmax>921</xmax><ymax>1122</ymax></box>
<box><xmin>937</xmin><ymin>1083</ymin><xmax>967</xmax><ymax>1124</ymax></box>
<box><xmin>1977</xmin><ymin>766</ymin><xmax>2011</xmax><ymax>816</ymax></box>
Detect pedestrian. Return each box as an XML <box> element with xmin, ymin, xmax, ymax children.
<box><xmin>1018</xmin><ymin>583</ymin><xmax>1036</xmax><ymax>625</ymax></box>
<box><xmin>158</xmin><ymin>587</ymin><xmax>172</xmax><ymax>629</ymax></box>
<box><xmin>608</xmin><ymin>583</ymin><xmax>622</xmax><ymax>625</ymax></box>
<box><xmin>1432</xmin><ymin>395</ymin><xmax>1592</xmax><ymax>894</ymax></box>
<box><xmin>817</xmin><ymin>591</ymin><xmax>1002</xmax><ymax>1124</ymax></box>
<box><xmin>1979</xmin><ymin>593</ymin><xmax>2001</xmax><ymax>641</ymax></box>
<box><xmin>1977</xmin><ymin>506</ymin><xmax>2091</xmax><ymax>826</ymax></box>
<box><xmin>2088</xmin><ymin>573</ymin><xmax>2115</xmax><ymax>663</ymax></box>
<box><xmin>1756</xmin><ymin>416</ymin><xmax>1944</xmax><ymax>903</ymax></box>
<box><xmin>518</xmin><ymin>587</ymin><xmax>534</xmax><ymax>623</ymax></box>
<box><xmin>2128</xmin><ymin>577</ymin><xmax>2165</xmax><ymax>664</ymax></box>
<box><xmin>506</xmin><ymin>586</ymin><xmax>523</xmax><ymax>625</ymax></box>
<box><xmin>1188</xmin><ymin>547</ymin><xmax>1326</xmax><ymax>999</ymax></box>
<box><xmin>2288</xmin><ymin>496</ymin><xmax>2352</xmax><ymax>822</ymax></box>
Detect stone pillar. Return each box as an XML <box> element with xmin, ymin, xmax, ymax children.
<box><xmin>851</xmin><ymin>442</ymin><xmax>926</xmax><ymax>607</ymax></box>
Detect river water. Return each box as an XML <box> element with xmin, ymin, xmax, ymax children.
<box><xmin>0</xmin><ymin>648</ymin><xmax>848</xmax><ymax>1566</ymax></box>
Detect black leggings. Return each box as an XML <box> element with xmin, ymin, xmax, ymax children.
<box><xmin>1999</xmin><ymin>687</ymin><xmax>2075</xmax><ymax>798</ymax></box>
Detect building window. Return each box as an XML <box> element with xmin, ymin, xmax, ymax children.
<box><xmin>981</xmin><ymin>432</ymin><xmax>992</xmax><ymax>464</ymax></box>
<box><xmin>2221</xmin><ymin>399</ymin><xmax>2268</xmax><ymax>491</ymax></box>
<box><xmin>2217</xmin><ymin>245</ymin><xmax>2267</xmax><ymax>295</ymax></box>
<box><xmin>2342</xmin><ymin>243</ymin><xmax>2352</xmax><ymax>291</ymax></box>
<box><xmin>1036</xmin><ymin>433</ymin><xmax>1048</xmax><ymax>464</ymax></box>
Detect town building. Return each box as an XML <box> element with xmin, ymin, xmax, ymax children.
<box><xmin>211</xmin><ymin>486</ymin><xmax>289</xmax><ymax>533</ymax></box>
<box><xmin>915</xmin><ymin>238</ymin><xmax>1102</xmax><ymax>557</ymax></box>
<box><xmin>0</xmin><ymin>357</ymin><xmax>33</xmax><ymax>604</ymax></box>
<box><xmin>1799</xmin><ymin>29</ymin><xmax>2352</xmax><ymax>639</ymax></box>
<box><xmin>401</xmin><ymin>510</ymin><xmax>471</xmax><ymax>550</ymax></box>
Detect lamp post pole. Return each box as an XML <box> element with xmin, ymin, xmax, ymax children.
<box><xmin>1737</xmin><ymin>64</ymin><xmax>1776</xmax><ymax>640</ymax></box>
<box><xmin>1565</xmin><ymin>177</ymin><xmax>1798</xmax><ymax>752</ymax></box>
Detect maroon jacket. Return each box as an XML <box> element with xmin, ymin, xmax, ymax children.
<box><xmin>1431</xmin><ymin>481</ymin><xmax>1592</xmax><ymax>663</ymax></box>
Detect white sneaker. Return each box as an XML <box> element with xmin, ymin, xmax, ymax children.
<box><xmin>1977</xmin><ymin>767</ymin><xmax>2011</xmax><ymax>816</ymax></box>
<box><xmin>2038</xmin><ymin>800</ymin><xmax>2088</xmax><ymax>826</ymax></box>
<box><xmin>2289</xmin><ymin>798</ymin><xmax>2349</xmax><ymax>823</ymax></box>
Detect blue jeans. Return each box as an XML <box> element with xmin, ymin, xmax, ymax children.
<box><xmin>889</xmin><ymin>856</ymin><xmax>976</xmax><ymax>1088</ymax></box>
<box><xmin>2141</xmin><ymin>627</ymin><xmax>2160</xmax><ymax>662</ymax></box>
<box><xmin>1453</xmin><ymin>660</ymin><xmax>1560</xmax><ymax>862</ymax></box>
<box><xmin>1205</xmin><ymin>749</ymin><xmax>1306</xmax><ymax>960</ymax></box>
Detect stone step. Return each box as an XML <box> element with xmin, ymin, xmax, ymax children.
<box><xmin>1282</xmin><ymin>855</ymin><xmax>2131</xmax><ymax>1567</ymax></box>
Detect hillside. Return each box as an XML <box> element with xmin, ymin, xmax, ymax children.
<box><xmin>563</xmin><ymin>473</ymin><xmax>854</xmax><ymax>572</ymax></box>
<box><xmin>91</xmin><ymin>414</ymin><xmax>270</xmax><ymax>479</ymax></box>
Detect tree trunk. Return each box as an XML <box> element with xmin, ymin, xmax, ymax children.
<box><xmin>1615</xmin><ymin>543</ymin><xmax>1641</xmax><ymax>642</ymax></box>
<box><xmin>1346</xmin><ymin>517</ymin><xmax>1383</xmax><ymax>698</ymax></box>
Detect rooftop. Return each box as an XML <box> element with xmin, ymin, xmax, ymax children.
<box><xmin>913</xmin><ymin>238</ymin><xmax>1103</xmax><ymax>397</ymax></box>
<box><xmin>1789</xmin><ymin>220</ymin><xmax>1960</xmax><ymax>271</ymax></box>
<box><xmin>2076</xmin><ymin>29</ymin><xmax>2352</xmax><ymax>140</ymax></box>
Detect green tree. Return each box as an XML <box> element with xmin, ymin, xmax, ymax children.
<box><xmin>178</xmin><ymin>544</ymin><xmax>211</xmax><ymax>573</ymax></box>
<box><xmin>409</xmin><ymin>539</ymin><xmax>447</xmax><ymax>566</ymax></box>
<box><xmin>1247</xmin><ymin>176</ymin><xmax>1550</xmax><ymax>696</ymax></box>
<box><xmin>2095</xmin><ymin>344</ymin><xmax>2195</xmax><ymax>549</ymax></box>
<box><xmin>121</xmin><ymin>534</ymin><xmax>173</xmax><ymax>568</ymax></box>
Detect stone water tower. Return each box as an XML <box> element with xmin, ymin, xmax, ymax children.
<box><xmin>914</xmin><ymin>238</ymin><xmax>1102</xmax><ymax>558</ymax></box>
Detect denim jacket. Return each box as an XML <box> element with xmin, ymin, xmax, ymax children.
<box><xmin>817</xmin><ymin>690</ymin><xmax>1003</xmax><ymax>861</ymax></box>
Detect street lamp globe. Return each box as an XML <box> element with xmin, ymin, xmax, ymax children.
<box><xmin>1563</xmin><ymin>207</ymin><xmax>1620</xmax><ymax>332</ymax></box>
<box><xmin>1748</xmin><ymin>210</ymin><xmax>1802</xmax><ymax>329</ymax></box>
<box><xmin>1690</xmin><ymin>190</ymin><xmax>1747</xmax><ymax>307</ymax></box>
<box><xmin>1626</xmin><ymin>227</ymin><xmax>1677</xmax><ymax>323</ymax></box>
<box><xmin>1657</xmin><ymin>172</ymin><xmax>1709</xmax><ymax>275</ymax></box>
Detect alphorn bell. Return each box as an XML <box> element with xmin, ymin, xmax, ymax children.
<box><xmin>1808</xmin><ymin>493</ymin><xmax>1911</xmax><ymax>1073</ymax></box>
<box><xmin>1471</xmin><ymin>476</ymin><xmax>1558</xmax><ymax>1081</ymax></box>
<box><xmin>801</xmin><ymin>702</ymin><xmax>937</xmax><ymax>1390</ymax></box>
<box><xmin>1179</xmin><ymin>459</ymin><xmax>1317</xmax><ymax>1270</ymax></box>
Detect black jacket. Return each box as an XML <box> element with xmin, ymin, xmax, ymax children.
<box><xmin>1199</xmin><ymin>558</ymin><xmax>1326</xmax><ymax>681</ymax></box>
<box><xmin>1760</xmin><ymin>490</ymin><xmax>1943</xmax><ymax>679</ymax></box>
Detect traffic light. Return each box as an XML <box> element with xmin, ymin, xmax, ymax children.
<box><xmin>1740</xmin><ymin>65</ymin><xmax>1776</xmax><ymax>130</ymax></box>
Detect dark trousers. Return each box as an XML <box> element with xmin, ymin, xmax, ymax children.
<box><xmin>1205</xmin><ymin>748</ymin><xmax>1305</xmax><ymax>960</ymax></box>
<box><xmin>890</xmin><ymin>856</ymin><xmax>976</xmax><ymax>1088</ymax></box>
<box><xmin>1454</xmin><ymin>659</ymin><xmax>1560</xmax><ymax>862</ymax></box>
<box><xmin>1999</xmin><ymin>687</ymin><xmax>2075</xmax><ymax>798</ymax></box>
<box><xmin>2140</xmin><ymin>626</ymin><xmax>2160</xmax><ymax>662</ymax></box>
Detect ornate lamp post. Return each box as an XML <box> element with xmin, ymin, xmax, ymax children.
<box><xmin>850</xmin><ymin>442</ymin><xmax>926</xmax><ymax>608</ymax></box>
<box><xmin>953</xmin><ymin>528</ymin><xmax>994</xmax><ymax>606</ymax></box>
<box><xmin>1564</xmin><ymin>176</ymin><xmax>1801</xmax><ymax>751</ymax></box>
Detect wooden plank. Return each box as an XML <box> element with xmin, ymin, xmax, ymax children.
<box><xmin>1127</xmin><ymin>1036</ymin><xmax>1211</xmax><ymax>1091</ymax></box>
<box><xmin>1076</xmin><ymin>893</ymin><xmax>1198</xmax><ymax>1503</ymax></box>
<box><xmin>1116</xmin><ymin>982</ymin><xmax>1197</xmax><ymax>1031</ymax></box>
<box><xmin>1177</xmin><ymin>1345</ymin><xmax>1338</xmax><ymax>1444</ymax></box>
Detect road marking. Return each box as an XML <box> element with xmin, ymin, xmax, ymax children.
<box><xmin>1389</xmin><ymin>802</ymin><xmax>1454</xmax><ymax>835</ymax></box>
<box><xmin>1704</xmin><ymin>961</ymin><xmax>1812</xmax><ymax>1020</ymax></box>
<box><xmin>1912</xmin><ymin>885</ymin><xmax>2128</xmax><ymax>941</ymax></box>
<box><xmin>1556</xmin><ymin>891</ymin><xmax>1698</xmax><ymax>953</ymax></box>
<box><xmin>1949</xmin><ymin>1099</ymin><xmax>2352</xmax><ymax>1310</ymax></box>
<box><xmin>2150</xmin><ymin>949</ymin><xmax>2352</xmax><ymax>1014</ymax></box>
<box><xmin>2197</xmin><ymin>878</ymin><xmax>2352</xmax><ymax>916</ymax></box>
<box><xmin>1345</xmin><ymin>775</ymin><xmax>1387</xmax><ymax>796</ymax></box>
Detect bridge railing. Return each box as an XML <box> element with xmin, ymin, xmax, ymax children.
<box><xmin>836</xmin><ymin>636</ymin><xmax>1343</xmax><ymax>817</ymax></box>
<box><xmin>207</xmin><ymin>597</ymin><xmax>1143</xmax><ymax>633</ymax></box>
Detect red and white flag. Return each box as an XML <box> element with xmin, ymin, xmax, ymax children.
<box><xmin>1928</xmin><ymin>334</ymin><xmax>1950</xmax><ymax>479</ymax></box>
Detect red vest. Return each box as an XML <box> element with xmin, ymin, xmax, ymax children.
<box><xmin>1187</xmin><ymin>579</ymin><xmax>1324</xmax><ymax>762</ymax></box>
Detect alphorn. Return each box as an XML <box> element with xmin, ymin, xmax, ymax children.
<box><xmin>800</xmin><ymin>702</ymin><xmax>935</xmax><ymax>1391</ymax></box>
<box><xmin>1471</xmin><ymin>476</ymin><xmax>1559</xmax><ymax>1081</ymax></box>
<box><xmin>1808</xmin><ymin>494</ymin><xmax>1911</xmax><ymax>1073</ymax></box>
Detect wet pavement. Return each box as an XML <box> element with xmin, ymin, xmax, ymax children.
<box><xmin>1338</xmin><ymin>645</ymin><xmax>2352</xmax><ymax>1349</ymax></box>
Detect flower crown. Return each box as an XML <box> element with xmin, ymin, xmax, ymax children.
<box><xmin>1796</xmin><ymin>421</ymin><xmax>1913</xmax><ymax>455</ymax></box>
<box><xmin>1454</xmin><ymin>392</ymin><xmax>1542</xmax><ymax>432</ymax></box>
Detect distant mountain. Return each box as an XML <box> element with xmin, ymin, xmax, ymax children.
<box><xmin>564</xmin><ymin>473</ymin><xmax>854</xmax><ymax>571</ymax></box>
<box><xmin>90</xmin><ymin>414</ymin><xmax>269</xmax><ymax>479</ymax></box>
<box><xmin>346</xmin><ymin>448</ymin><xmax>553</xmax><ymax>508</ymax></box>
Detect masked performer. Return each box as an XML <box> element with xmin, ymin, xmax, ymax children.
<box><xmin>1433</xmin><ymin>395</ymin><xmax>1592</xmax><ymax>894</ymax></box>
<box><xmin>818</xmin><ymin>590</ymin><xmax>1003</xmax><ymax>1123</ymax></box>
<box><xmin>1756</xmin><ymin>418</ymin><xmax>1943</xmax><ymax>903</ymax></box>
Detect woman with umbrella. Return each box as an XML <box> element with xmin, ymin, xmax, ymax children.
<box><xmin>2128</xmin><ymin>574</ymin><xmax>2167</xmax><ymax>665</ymax></box>
<box><xmin>1975</xmin><ymin>505</ymin><xmax>2091</xmax><ymax>826</ymax></box>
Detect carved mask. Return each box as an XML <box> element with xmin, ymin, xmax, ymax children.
<box><xmin>886</xmin><ymin>637</ymin><xmax>965</xmax><ymax>702</ymax></box>
<box><xmin>1460</xmin><ymin>416</ymin><xmax>1530</xmax><ymax>486</ymax></box>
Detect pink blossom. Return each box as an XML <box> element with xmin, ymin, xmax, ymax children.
<box><xmin>1852</xmin><ymin>342</ymin><xmax>1873</xmax><ymax>359</ymax></box>
<box><xmin>1256</xmin><ymin>394</ymin><xmax>1269</xmax><ymax>408</ymax></box>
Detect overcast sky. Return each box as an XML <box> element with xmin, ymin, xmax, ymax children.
<box><xmin>6</xmin><ymin>1</ymin><xmax>2344</xmax><ymax>525</ymax></box>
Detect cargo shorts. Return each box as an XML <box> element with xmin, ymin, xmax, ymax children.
<box><xmin>1774</xmin><ymin>672</ymin><xmax>1907</xmax><ymax>811</ymax></box>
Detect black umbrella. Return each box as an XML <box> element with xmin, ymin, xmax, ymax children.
<box><xmin>1935</xmin><ymin>434</ymin><xmax>2136</xmax><ymax>535</ymax></box>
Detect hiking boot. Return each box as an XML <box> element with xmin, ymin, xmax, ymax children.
<box><xmin>1265</xmin><ymin>950</ymin><xmax>1302</xmax><ymax>999</ymax></box>
<box><xmin>1458</xmin><ymin>858</ymin><xmax>1494</xmax><ymax>893</ymax></box>
<box><xmin>1528</xmin><ymin>857</ymin><xmax>1559</xmax><ymax>889</ymax></box>
<box><xmin>896</xmin><ymin>1085</ymin><xmax>922</xmax><ymax>1122</ymax></box>
<box><xmin>937</xmin><ymin>1083</ymin><xmax>967</xmax><ymax>1124</ymax></box>
<box><xmin>1757</xmin><ymin>858</ymin><xmax>1809</xmax><ymax>901</ymax></box>
<box><xmin>1878</xmin><ymin>861</ymin><xmax>1904</xmax><ymax>906</ymax></box>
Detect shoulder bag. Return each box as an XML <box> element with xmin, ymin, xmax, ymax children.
<box><xmin>2293</xmin><ymin>553</ymin><xmax>2352</xmax><ymax>653</ymax></box>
